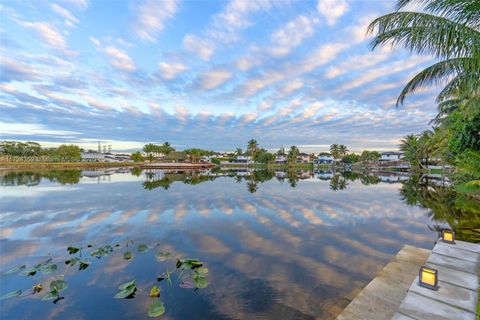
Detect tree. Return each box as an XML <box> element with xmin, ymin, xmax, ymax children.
<box><xmin>287</xmin><ymin>145</ymin><xmax>299</xmax><ymax>164</ymax></box>
<box><xmin>360</xmin><ymin>150</ymin><xmax>381</xmax><ymax>164</ymax></box>
<box><xmin>342</xmin><ymin>153</ymin><xmax>360</xmax><ymax>164</ymax></box>
<box><xmin>236</xmin><ymin>147</ymin><xmax>243</xmax><ymax>156</ymax></box>
<box><xmin>400</xmin><ymin>134</ymin><xmax>423</xmax><ymax>169</ymax></box>
<box><xmin>184</xmin><ymin>148</ymin><xmax>208</xmax><ymax>163</ymax></box>
<box><xmin>330</xmin><ymin>144</ymin><xmax>341</xmax><ymax>160</ymax></box>
<box><xmin>52</xmin><ymin>145</ymin><xmax>81</xmax><ymax>161</ymax></box>
<box><xmin>255</xmin><ymin>149</ymin><xmax>274</xmax><ymax>164</ymax></box>
<box><xmin>367</xmin><ymin>0</ymin><xmax>480</xmax><ymax>107</ymax></box>
<box><xmin>247</xmin><ymin>139</ymin><xmax>258</xmax><ymax>161</ymax></box>
<box><xmin>338</xmin><ymin>145</ymin><xmax>348</xmax><ymax>158</ymax></box>
<box><xmin>159</xmin><ymin>142</ymin><xmax>175</xmax><ymax>156</ymax></box>
<box><xmin>131</xmin><ymin>151</ymin><xmax>144</xmax><ymax>162</ymax></box>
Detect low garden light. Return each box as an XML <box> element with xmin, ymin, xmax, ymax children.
<box><xmin>418</xmin><ymin>266</ymin><xmax>438</xmax><ymax>290</ymax></box>
<box><xmin>441</xmin><ymin>229</ymin><xmax>455</xmax><ymax>244</ymax></box>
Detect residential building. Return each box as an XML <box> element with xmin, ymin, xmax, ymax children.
<box><xmin>274</xmin><ymin>154</ymin><xmax>287</xmax><ymax>164</ymax></box>
<box><xmin>314</xmin><ymin>153</ymin><xmax>334</xmax><ymax>165</ymax></box>
<box><xmin>296</xmin><ymin>153</ymin><xmax>311</xmax><ymax>164</ymax></box>
<box><xmin>81</xmin><ymin>151</ymin><xmax>105</xmax><ymax>162</ymax></box>
<box><xmin>380</xmin><ymin>151</ymin><xmax>403</xmax><ymax>161</ymax></box>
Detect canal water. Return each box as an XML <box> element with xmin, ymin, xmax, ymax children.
<box><xmin>0</xmin><ymin>168</ymin><xmax>475</xmax><ymax>319</ymax></box>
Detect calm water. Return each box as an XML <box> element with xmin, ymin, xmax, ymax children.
<box><xmin>0</xmin><ymin>168</ymin><xmax>472</xmax><ymax>319</ymax></box>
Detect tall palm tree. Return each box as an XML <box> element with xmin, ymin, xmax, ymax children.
<box><xmin>287</xmin><ymin>145</ymin><xmax>299</xmax><ymax>164</ymax></box>
<box><xmin>330</xmin><ymin>144</ymin><xmax>340</xmax><ymax>160</ymax></box>
<box><xmin>367</xmin><ymin>0</ymin><xmax>480</xmax><ymax>106</ymax></box>
<box><xmin>236</xmin><ymin>147</ymin><xmax>243</xmax><ymax>156</ymax></box>
<box><xmin>338</xmin><ymin>145</ymin><xmax>348</xmax><ymax>157</ymax></box>
<box><xmin>247</xmin><ymin>139</ymin><xmax>258</xmax><ymax>160</ymax></box>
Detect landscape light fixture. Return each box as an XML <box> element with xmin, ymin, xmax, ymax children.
<box><xmin>441</xmin><ymin>229</ymin><xmax>455</xmax><ymax>244</ymax></box>
<box><xmin>418</xmin><ymin>266</ymin><xmax>438</xmax><ymax>290</ymax></box>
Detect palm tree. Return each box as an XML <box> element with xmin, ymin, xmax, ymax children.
<box><xmin>367</xmin><ymin>0</ymin><xmax>480</xmax><ymax>106</ymax></box>
<box><xmin>400</xmin><ymin>134</ymin><xmax>424</xmax><ymax>169</ymax></box>
<box><xmin>236</xmin><ymin>147</ymin><xmax>243</xmax><ymax>156</ymax></box>
<box><xmin>338</xmin><ymin>145</ymin><xmax>348</xmax><ymax>158</ymax></box>
<box><xmin>287</xmin><ymin>145</ymin><xmax>299</xmax><ymax>164</ymax></box>
<box><xmin>247</xmin><ymin>139</ymin><xmax>258</xmax><ymax>161</ymax></box>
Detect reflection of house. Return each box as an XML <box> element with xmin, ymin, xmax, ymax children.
<box><xmin>315</xmin><ymin>170</ymin><xmax>334</xmax><ymax>180</ymax></box>
<box><xmin>274</xmin><ymin>154</ymin><xmax>287</xmax><ymax>164</ymax></box>
<box><xmin>296</xmin><ymin>153</ymin><xmax>311</xmax><ymax>164</ymax></box>
<box><xmin>221</xmin><ymin>155</ymin><xmax>253</xmax><ymax>165</ymax></box>
<box><xmin>314</xmin><ymin>153</ymin><xmax>334</xmax><ymax>164</ymax></box>
<box><xmin>82</xmin><ymin>151</ymin><xmax>132</xmax><ymax>162</ymax></box>
<box><xmin>380</xmin><ymin>152</ymin><xmax>403</xmax><ymax>161</ymax></box>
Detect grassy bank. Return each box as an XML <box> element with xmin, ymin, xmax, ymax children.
<box><xmin>0</xmin><ymin>162</ymin><xmax>143</xmax><ymax>170</ymax></box>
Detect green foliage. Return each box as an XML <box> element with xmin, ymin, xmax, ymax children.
<box><xmin>114</xmin><ymin>280</ymin><xmax>137</xmax><ymax>299</ymax></box>
<box><xmin>360</xmin><ymin>150</ymin><xmax>381</xmax><ymax>163</ymax></box>
<box><xmin>131</xmin><ymin>151</ymin><xmax>144</xmax><ymax>162</ymax></box>
<box><xmin>330</xmin><ymin>144</ymin><xmax>348</xmax><ymax>159</ymax></box>
<box><xmin>341</xmin><ymin>153</ymin><xmax>360</xmax><ymax>164</ymax></box>
<box><xmin>137</xmin><ymin>244</ymin><xmax>149</xmax><ymax>252</ymax></box>
<box><xmin>287</xmin><ymin>145</ymin><xmax>299</xmax><ymax>163</ymax></box>
<box><xmin>67</xmin><ymin>246</ymin><xmax>80</xmax><ymax>254</ymax></box>
<box><xmin>148</xmin><ymin>300</ymin><xmax>165</xmax><ymax>317</ymax></box>
<box><xmin>1</xmin><ymin>290</ymin><xmax>22</xmax><ymax>300</ymax></box>
<box><xmin>254</xmin><ymin>149</ymin><xmax>274</xmax><ymax>164</ymax></box>
<box><xmin>123</xmin><ymin>251</ymin><xmax>133</xmax><ymax>260</ymax></box>
<box><xmin>0</xmin><ymin>141</ymin><xmax>41</xmax><ymax>156</ymax></box>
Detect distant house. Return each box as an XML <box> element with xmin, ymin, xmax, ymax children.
<box><xmin>314</xmin><ymin>153</ymin><xmax>334</xmax><ymax>165</ymax></box>
<box><xmin>380</xmin><ymin>152</ymin><xmax>403</xmax><ymax>161</ymax></box>
<box><xmin>81</xmin><ymin>151</ymin><xmax>105</xmax><ymax>162</ymax></box>
<box><xmin>296</xmin><ymin>153</ymin><xmax>311</xmax><ymax>164</ymax></box>
<box><xmin>274</xmin><ymin>154</ymin><xmax>287</xmax><ymax>164</ymax></box>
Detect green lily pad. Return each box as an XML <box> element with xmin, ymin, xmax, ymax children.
<box><xmin>123</xmin><ymin>251</ymin><xmax>133</xmax><ymax>260</ymax></box>
<box><xmin>50</xmin><ymin>279</ymin><xmax>68</xmax><ymax>292</ymax></box>
<box><xmin>137</xmin><ymin>244</ymin><xmax>149</xmax><ymax>252</ymax></box>
<box><xmin>78</xmin><ymin>261</ymin><xmax>90</xmax><ymax>271</ymax></box>
<box><xmin>196</xmin><ymin>267</ymin><xmax>209</xmax><ymax>275</ymax></box>
<box><xmin>65</xmin><ymin>258</ymin><xmax>80</xmax><ymax>266</ymax></box>
<box><xmin>41</xmin><ymin>263</ymin><xmax>58</xmax><ymax>275</ymax></box>
<box><xmin>4</xmin><ymin>265</ymin><xmax>26</xmax><ymax>275</ymax></box>
<box><xmin>193</xmin><ymin>274</ymin><xmax>208</xmax><ymax>289</ymax></box>
<box><xmin>42</xmin><ymin>290</ymin><xmax>59</xmax><ymax>301</ymax></box>
<box><xmin>114</xmin><ymin>280</ymin><xmax>137</xmax><ymax>299</ymax></box>
<box><xmin>155</xmin><ymin>252</ymin><xmax>172</xmax><ymax>261</ymax></box>
<box><xmin>148</xmin><ymin>300</ymin><xmax>165</xmax><ymax>317</ymax></box>
<box><xmin>1</xmin><ymin>290</ymin><xmax>22</xmax><ymax>300</ymax></box>
<box><xmin>149</xmin><ymin>285</ymin><xmax>160</xmax><ymax>297</ymax></box>
<box><xmin>67</xmin><ymin>246</ymin><xmax>80</xmax><ymax>254</ymax></box>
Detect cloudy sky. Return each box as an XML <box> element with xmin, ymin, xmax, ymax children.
<box><xmin>0</xmin><ymin>0</ymin><xmax>438</xmax><ymax>152</ymax></box>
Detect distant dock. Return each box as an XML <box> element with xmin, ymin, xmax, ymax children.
<box><xmin>142</xmin><ymin>162</ymin><xmax>216</xmax><ymax>169</ymax></box>
<box><xmin>336</xmin><ymin>240</ymin><xmax>479</xmax><ymax>320</ymax></box>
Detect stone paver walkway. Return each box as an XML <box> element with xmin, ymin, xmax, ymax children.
<box><xmin>336</xmin><ymin>245</ymin><xmax>431</xmax><ymax>320</ymax></box>
<box><xmin>393</xmin><ymin>239</ymin><xmax>479</xmax><ymax>320</ymax></box>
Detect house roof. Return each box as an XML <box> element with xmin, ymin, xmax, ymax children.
<box><xmin>381</xmin><ymin>151</ymin><xmax>403</xmax><ymax>155</ymax></box>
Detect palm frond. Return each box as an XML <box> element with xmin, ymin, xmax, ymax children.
<box><xmin>396</xmin><ymin>0</ymin><xmax>480</xmax><ymax>28</ymax></box>
<box><xmin>367</xmin><ymin>12</ymin><xmax>480</xmax><ymax>60</ymax></box>
<box><xmin>396</xmin><ymin>57</ymin><xmax>474</xmax><ymax>105</ymax></box>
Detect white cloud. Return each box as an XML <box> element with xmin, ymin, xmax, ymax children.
<box><xmin>50</xmin><ymin>4</ymin><xmax>79</xmax><ymax>26</ymax></box>
<box><xmin>63</xmin><ymin>0</ymin><xmax>89</xmax><ymax>10</ymax></box>
<box><xmin>300</xmin><ymin>42</ymin><xmax>349</xmax><ymax>73</ymax></box>
<box><xmin>158</xmin><ymin>62</ymin><xmax>187</xmax><ymax>80</ymax></box>
<box><xmin>317</xmin><ymin>0</ymin><xmax>349</xmax><ymax>26</ymax></box>
<box><xmin>324</xmin><ymin>51</ymin><xmax>390</xmax><ymax>79</ymax></box>
<box><xmin>133</xmin><ymin>0</ymin><xmax>178</xmax><ymax>42</ymax></box>
<box><xmin>102</xmin><ymin>46</ymin><xmax>136</xmax><ymax>72</ymax></box>
<box><xmin>0</xmin><ymin>122</ymin><xmax>79</xmax><ymax>136</ymax></box>
<box><xmin>277</xmin><ymin>79</ymin><xmax>304</xmax><ymax>96</ymax></box>
<box><xmin>197</xmin><ymin>69</ymin><xmax>233</xmax><ymax>90</ymax></box>
<box><xmin>82</xmin><ymin>95</ymin><xmax>112</xmax><ymax>111</ymax></box>
<box><xmin>269</xmin><ymin>15</ymin><xmax>319</xmax><ymax>57</ymax></box>
<box><xmin>183</xmin><ymin>35</ymin><xmax>216</xmax><ymax>61</ymax></box>
<box><xmin>20</xmin><ymin>21</ymin><xmax>67</xmax><ymax>50</ymax></box>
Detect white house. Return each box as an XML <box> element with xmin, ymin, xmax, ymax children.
<box><xmin>81</xmin><ymin>151</ymin><xmax>105</xmax><ymax>162</ymax></box>
<box><xmin>274</xmin><ymin>154</ymin><xmax>287</xmax><ymax>164</ymax></box>
<box><xmin>380</xmin><ymin>152</ymin><xmax>403</xmax><ymax>161</ymax></box>
<box><xmin>314</xmin><ymin>153</ymin><xmax>334</xmax><ymax>165</ymax></box>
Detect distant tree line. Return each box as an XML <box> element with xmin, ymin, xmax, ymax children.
<box><xmin>0</xmin><ymin>141</ymin><xmax>82</xmax><ymax>162</ymax></box>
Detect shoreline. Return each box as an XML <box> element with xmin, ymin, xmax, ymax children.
<box><xmin>0</xmin><ymin>162</ymin><xmax>143</xmax><ymax>170</ymax></box>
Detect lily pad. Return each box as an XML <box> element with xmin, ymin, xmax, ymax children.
<box><xmin>50</xmin><ymin>279</ymin><xmax>68</xmax><ymax>292</ymax></box>
<box><xmin>33</xmin><ymin>284</ymin><xmax>43</xmax><ymax>294</ymax></box>
<box><xmin>148</xmin><ymin>300</ymin><xmax>165</xmax><ymax>317</ymax></box>
<box><xmin>4</xmin><ymin>265</ymin><xmax>26</xmax><ymax>275</ymax></box>
<box><xmin>114</xmin><ymin>280</ymin><xmax>137</xmax><ymax>299</ymax></box>
<box><xmin>149</xmin><ymin>285</ymin><xmax>160</xmax><ymax>298</ymax></box>
<box><xmin>196</xmin><ymin>267</ymin><xmax>209</xmax><ymax>275</ymax></box>
<box><xmin>155</xmin><ymin>252</ymin><xmax>172</xmax><ymax>261</ymax></box>
<box><xmin>137</xmin><ymin>244</ymin><xmax>149</xmax><ymax>252</ymax></box>
<box><xmin>78</xmin><ymin>261</ymin><xmax>90</xmax><ymax>271</ymax></box>
<box><xmin>42</xmin><ymin>291</ymin><xmax>59</xmax><ymax>301</ymax></box>
<box><xmin>123</xmin><ymin>251</ymin><xmax>133</xmax><ymax>260</ymax></box>
<box><xmin>41</xmin><ymin>263</ymin><xmax>58</xmax><ymax>275</ymax></box>
<box><xmin>176</xmin><ymin>258</ymin><xmax>203</xmax><ymax>270</ymax></box>
<box><xmin>1</xmin><ymin>290</ymin><xmax>22</xmax><ymax>300</ymax></box>
<box><xmin>67</xmin><ymin>246</ymin><xmax>80</xmax><ymax>255</ymax></box>
<box><xmin>65</xmin><ymin>258</ymin><xmax>80</xmax><ymax>266</ymax></box>
<box><xmin>193</xmin><ymin>274</ymin><xmax>208</xmax><ymax>289</ymax></box>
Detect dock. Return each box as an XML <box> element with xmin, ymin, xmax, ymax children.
<box><xmin>336</xmin><ymin>240</ymin><xmax>479</xmax><ymax>320</ymax></box>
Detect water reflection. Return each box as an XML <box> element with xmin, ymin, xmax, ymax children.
<box><xmin>0</xmin><ymin>168</ymin><xmax>477</xmax><ymax>319</ymax></box>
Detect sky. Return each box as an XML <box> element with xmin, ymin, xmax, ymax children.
<box><xmin>0</xmin><ymin>0</ymin><xmax>439</xmax><ymax>152</ymax></box>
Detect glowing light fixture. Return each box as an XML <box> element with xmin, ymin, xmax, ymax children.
<box><xmin>441</xmin><ymin>229</ymin><xmax>455</xmax><ymax>244</ymax></box>
<box><xmin>419</xmin><ymin>266</ymin><xmax>438</xmax><ymax>290</ymax></box>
